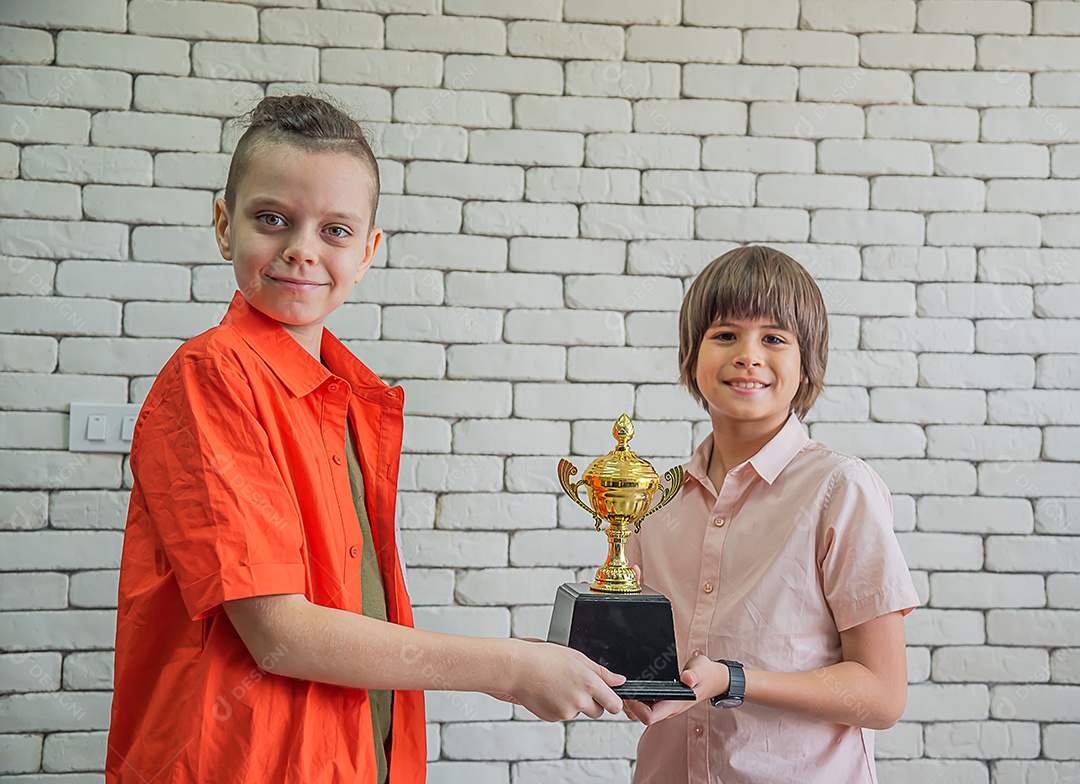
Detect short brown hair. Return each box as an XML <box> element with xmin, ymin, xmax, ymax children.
<box><xmin>224</xmin><ymin>94</ymin><xmax>380</xmax><ymax>223</ymax></box>
<box><xmin>678</xmin><ymin>245</ymin><xmax>828</xmax><ymax>418</ymax></box>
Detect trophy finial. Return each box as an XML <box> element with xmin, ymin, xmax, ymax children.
<box><xmin>613</xmin><ymin>413</ymin><xmax>634</xmax><ymax>450</ymax></box>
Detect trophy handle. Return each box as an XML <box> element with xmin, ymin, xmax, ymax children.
<box><xmin>558</xmin><ymin>458</ymin><xmax>604</xmax><ymax>531</ymax></box>
<box><xmin>636</xmin><ymin>465</ymin><xmax>684</xmax><ymax>533</ymax></box>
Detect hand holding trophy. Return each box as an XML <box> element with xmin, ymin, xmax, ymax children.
<box><xmin>546</xmin><ymin>414</ymin><xmax>696</xmax><ymax>701</ymax></box>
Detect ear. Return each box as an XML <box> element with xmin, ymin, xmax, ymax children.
<box><xmin>354</xmin><ymin>226</ymin><xmax>382</xmax><ymax>284</ymax></box>
<box><xmin>214</xmin><ymin>198</ymin><xmax>233</xmax><ymax>261</ymax></box>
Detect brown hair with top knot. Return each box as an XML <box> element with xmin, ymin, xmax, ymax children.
<box><xmin>223</xmin><ymin>94</ymin><xmax>381</xmax><ymax>225</ymax></box>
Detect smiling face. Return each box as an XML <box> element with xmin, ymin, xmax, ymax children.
<box><xmin>214</xmin><ymin>142</ymin><xmax>381</xmax><ymax>357</ymax></box>
<box><xmin>694</xmin><ymin>316</ymin><xmax>803</xmax><ymax>434</ymax></box>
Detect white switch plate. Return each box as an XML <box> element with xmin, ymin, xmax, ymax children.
<box><xmin>69</xmin><ymin>403</ymin><xmax>143</xmax><ymax>453</ymax></box>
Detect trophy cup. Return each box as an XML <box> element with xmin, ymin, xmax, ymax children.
<box><xmin>546</xmin><ymin>414</ymin><xmax>696</xmax><ymax>701</ymax></box>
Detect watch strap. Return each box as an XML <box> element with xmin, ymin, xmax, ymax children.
<box><xmin>710</xmin><ymin>659</ymin><xmax>745</xmax><ymax>708</ymax></box>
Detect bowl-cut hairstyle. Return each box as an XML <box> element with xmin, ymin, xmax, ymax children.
<box><xmin>678</xmin><ymin>245</ymin><xmax>829</xmax><ymax>419</ymax></box>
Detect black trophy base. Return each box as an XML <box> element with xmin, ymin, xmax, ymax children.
<box><xmin>547</xmin><ymin>582</ymin><xmax>696</xmax><ymax>702</ymax></box>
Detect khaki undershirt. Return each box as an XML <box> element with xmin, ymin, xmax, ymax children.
<box><xmin>345</xmin><ymin>424</ymin><xmax>392</xmax><ymax>784</ymax></box>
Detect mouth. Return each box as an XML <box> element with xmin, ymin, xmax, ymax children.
<box><xmin>268</xmin><ymin>275</ymin><xmax>326</xmax><ymax>291</ymax></box>
<box><xmin>724</xmin><ymin>379</ymin><xmax>770</xmax><ymax>392</ymax></box>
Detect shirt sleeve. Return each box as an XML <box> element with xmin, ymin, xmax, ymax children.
<box><xmin>818</xmin><ymin>459</ymin><xmax>921</xmax><ymax>632</ymax></box>
<box><xmin>134</xmin><ymin>353</ymin><xmax>307</xmax><ymax>621</ymax></box>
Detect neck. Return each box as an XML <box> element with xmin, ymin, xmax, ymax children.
<box><xmin>706</xmin><ymin>411</ymin><xmax>790</xmax><ymax>488</ymax></box>
<box><xmin>281</xmin><ymin>323</ymin><xmax>323</xmax><ymax>360</ymax></box>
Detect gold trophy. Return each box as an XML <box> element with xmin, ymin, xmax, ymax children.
<box><xmin>547</xmin><ymin>414</ymin><xmax>696</xmax><ymax>701</ymax></box>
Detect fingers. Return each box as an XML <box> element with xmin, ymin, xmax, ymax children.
<box><xmin>631</xmin><ymin>564</ymin><xmax>641</xmax><ymax>582</ymax></box>
<box><xmin>596</xmin><ymin>664</ymin><xmax>627</xmax><ymax>688</ymax></box>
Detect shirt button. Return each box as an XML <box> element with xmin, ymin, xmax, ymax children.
<box><xmin>328</xmin><ymin>383</ymin><xmax>339</xmax><ymax>392</ymax></box>
<box><xmin>713</xmin><ymin>515</ymin><xmax>725</xmax><ymax>527</ymax></box>
<box><xmin>691</xmin><ymin>649</ymin><xmax>701</xmax><ymax>657</ymax></box>
<box><xmin>332</xmin><ymin>454</ymin><xmax>343</xmax><ymax>465</ymax></box>
<box><xmin>693</xmin><ymin>725</ymin><xmax>704</xmax><ymax>736</ymax></box>
<box><xmin>349</xmin><ymin>545</ymin><xmax>360</xmax><ymax>558</ymax></box>
<box><xmin>703</xmin><ymin>582</ymin><xmax>714</xmax><ymax>594</ymax></box>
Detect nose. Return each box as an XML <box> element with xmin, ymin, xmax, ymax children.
<box><xmin>733</xmin><ymin>338</ymin><xmax>763</xmax><ymax>368</ymax></box>
<box><xmin>283</xmin><ymin>228</ymin><xmax>318</xmax><ymax>265</ymax></box>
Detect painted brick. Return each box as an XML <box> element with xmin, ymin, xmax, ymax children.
<box><xmin>935</xmin><ymin>143</ymin><xmax>1049</xmax><ymax>179</ymax></box>
<box><xmin>322</xmin><ymin>49</ymin><xmax>442</xmax><ymax>88</ymax></box>
<box><xmin>443</xmin><ymin>55</ymin><xmax>561</xmax><ymax>96</ymax></box>
<box><xmin>989</xmin><ymin>610</ymin><xmax>1080</xmax><ymax>647</ymax></box>
<box><xmin>447</xmin><ymin>344</ymin><xmax>564</xmax><ymax>381</ymax></box>
<box><xmin>445</xmin><ymin>0</ymin><xmax>555</xmax><ymax>19</ymax></box>
<box><xmin>872</xmin><ymin>177</ymin><xmax>984</xmax><ymax>212</ymax></box>
<box><xmin>379</xmin><ymin>195</ymin><xmax>462</xmax><ymax>233</ymax></box>
<box><xmin>514</xmin><ymin>96</ymin><xmax>632</xmax><ymax>133</ymax></box>
<box><xmin>1035</xmin><ymin>73</ymin><xmax>1080</xmax><ymax>108</ymax></box>
<box><xmin>192</xmin><ymin>41</ymin><xmax>316</xmax><ymax>81</ymax></box>
<box><xmin>918</xmin><ymin>496</ymin><xmax>1033</xmax><ymax>535</ymax></box>
<box><xmin>1048</xmin><ymin>574</ymin><xmax>1080</xmax><ymax>609</ymax></box>
<box><xmin>84</xmin><ymin>185</ymin><xmax>212</xmax><ymax>226</ymax></box>
<box><xmin>508</xmin><ymin>238</ymin><xmax>625</xmax><ymax>275</ymax></box>
<box><xmin>56</xmin><ymin>31</ymin><xmax>190</xmax><ymax>75</ymax></box>
<box><xmin>918</xmin><ymin>1</ymin><xmax>1031</xmax><ymax>34</ymax></box>
<box><xmin>564</xmin><ymin>0</ymin><xmax>679</xmax><ymax>25</ymax></box>
<box><xmin>870</xmin><ymin>387</ymin><xmax>985</xmax><ymax>423</ymax></box>
<box><xmin>443</xmin><ymin>721</ymin><xmax>563</xmax><ymax>760</ymax></box>
<box><xmin>1038</xmin><ymin>356</ymin><xmax>1080</xmax><ymax>390</ymax></box>
<box><xmin>445</xmin><ymin>272</ymin><xmax>560</xmax><ymax>309</ymax></box>
<box><xmin>382</xmin><ymin>306</ymin><xmax>501</xmax><ymax>344</ymax></box>
<box><xmin>390</xmin><ymin>233</ymin><xmax>505</xmax><ymax>272</ymax></box>
<box><xmin>915</xmin><ymin>72</ymin><xmax>1030</xmax><ymax>108</ymax></box>
<box><xmin>811</xmin><ymin>423</ymin><xmax>925</xmax><ymax>458</ymax></box>
<box><xmin>129</xmin><ymin>0</ymin><xmax>258</xmax><ymax>41</ymax></box>
<box><xmin>507</xmin><ymin>22</ymin><xmax>624</xmax><ymax>60</ymax></box>
<box><xmin>702</xmin><ymin>137</ymin><xmax>815</xmax><ymax>173</ymax></box>
<box><xmin>394</xmin><ymin>88</ymin><xmax>511</xmax><ymax>128</ymax></box>
<box><xmin>406</xmin><ymin>162</ymin><xmax>522</xmax><ymax>201</ymax></box>
<box><xmin>437</xmin><ymin>493</ymin><xmax>556</xmax><ymax>531</ymax></box>
<box><xmin>91</xmin><ymin>111</ymin><xmax>220</xmax><ymax>152</ymax></box>
<box><xmin>0</xmin><ymin>334</ymin><xmax>57</xmax><ymax>373</ymax></box>
<box><xmin>979</xmin><ymin>35</ymin><xmax>1080</xmax><ymax>72</ymax></box>
<box><xmin>260</xmin><ymin>8</ymin><xmax>382</xmax><ymax>47</ymax></box>
<box><xmin>633</xmin><ymin>99</ymin><xmax>746</xmax><ymax>136</ymax></box>
<box><xmin>931</xmin><ymin>574</ymin><xmax>1045</xmax><ymax>609</ymax></box>
<box><xmin>683</xmin><ymin>65</ymin><xmax>797</xmax><ymax>101</ymax></box>
<box><xmin>642</xmin><ymin>171</ymin><xmax>753</xmax><ymax>206</ymax></box>
<box><xmin>749</xmin><ymin>101</ymin><xmax>865</xmax><ymax>139</ymax></box>
<box><xmin>515</xmin><ymin>383</ymin><xmax>634</xmax><ymax>420</ymax></box>
<box><xmin>0</xmin><ymin>571</ymin><xmax>67</xmax><ymax>610</ymax></box>
<box><xmin>0</xmin><ymin>104</ymin><xmax>90</xmax><ymax>145</ymax></box>
<box><xmin>918</xmin><ymin>283</ymin><xmax>1032</xmax><ymax>319</ymax></box>
<box><xmin>743</xmin><ymin>30</ymin><xmax>858</xmax><ymax>66</ymax></box>
<box><xmin>799</xmin><ymin>67</ymin><xmax>913</xmax><ymax>104</ymax></box>
<box><xmin>581</xmin><ymin>205</ymin><xmax>693</xmax><ymax>240</ymax></box>
<box><xmin>412</xmin><ymin>605</ymin><xmax>509</xmax><ymax>636</ymax></box>
<box><xmin>864</xmin><ymin>246</ymin><xmax>975</xmax><ymax>282</ymax></box>
<box><xmin>470</xmin><ymin>130</ymin><xmax>584</xmax><ymax>167</ymax></box>
<box><xmin>812</xmin><ymin>210</ymin><xmax>924</xmax><ymax>245</ymax></box>
<box><xmin>826</xmin><ymin>351</ymin><xmax>918</xmax><ymax>386</ymax></box>
<box><xmin>919</xmin><ymin>353</ymin><xmax>1034</xmax><ymax>389</ymax></box>
<box><xmin>527</xmin><ymin>168</ymin><xmax>640</xmax><ymax>205</ymax></box>
<box><xmin>386</xmin><ymin>14</ymin><xmax>505</xmax><ymax>55</ymax></box>
<box><xmin>504</xmin><ymin>309</ymin><xmax>623</xmax><ymax>346</ymax></box>
<box><xmin>801</xmin><ymin>0</ymin><xmax>914</xmax><ymax>32</ymax></box>
<box><xmin>924</xmin><ymin>721</ymin><xmax>1040</xmax><ymax>759</ymax></box>
<box><xmin>566</xmin><ymin>346</ymin><xmax>677</xmax><ymax>383</ymax></box>
<box><xmin>22</xmin><ymin>145</ymin><xmax>151</xmax><ymax>186</ymax></box>
<box><xmin>980</xmin><ymin>248</ymin><xmax>1080</xmax><ymax>284</ymax></box>
<box><xmin>266</xmin><ymin>82</ymin><xmax>393</xmax><ymax>123</ymax></box>
<box><xmin>802</xmin><ymin>386</ymin><xmax>871</xmax><ymax>423</ymax></box>
<box><xmin>0</xmin><ymin>65</ymin><xmax>131</xmax><ymax>110</ymax></box>
<box><xmin>132</xmin><ymin>226</ymin><xmax>219</xmax><ymax>263</ymax></box>
<box><xmin>989</xmin><ymin>390</ymin><xmax>1080</xmax><ymax>425</ymax></box>
<box><xmin>626</xmin><ymin>25</ymin><xmax>740</xmax><ymax>63</ymax></box>
<box><xmin>50</xmin><ymin>491</ymin><xmax>128</xmax><ymax>531</ymax></box>
<box><xmin>981</xmin><ymin>108</ymin><xmax>1080</xmax><ymax>144</ymax></box>
<box><xmin>684</xmin><ymin>0</ymin><xmax>797</xmax><ymax>27</ymax></box>
<box><xmin>866</xmin><ymin>105</ymin><xmax>979</xmax><ymax>142</ymax></box>
<box><xmin>696</xmin><ymin>207</ymin><xmax>808</xmax><ymax>243</ymax></box>
<box><xmin>0</xmin><ymin>180</ymin><xmax>80</xmax><ymax>219</ymax></box>
<box><xmin>978</xmin><ymin>321</ymin><xmax>1078</xmax><ymax>355</ymax></box>
<box><xmin>0</xmin><ymin>24</ymin><xmax>54</xmax><ymax>65</ymax></box>
<box><xmin>860</xmin><ymin>33</ymin><xmax>974</xmax><ymax>70</ymax></box>
<box><xmin>464</xmin><ymin>201</ymin><xmax>578</xmax><ymax>238</ymax></box>
<box><xmin>154</xmin><ymin>152</ymin><xmax>230</xmax><ymax>189</ymax></box>
<box><xmin>0</xmin><ymin>141</ymin><xmax>16</xmax><ymax>177</ymax></box>
<box><xmin>758</xmin><ymin>174</ymin><xmax>867</xmax><ymax>209</ymax></box>
<box><xmin>565</xmin><ymin>62</ymin><xmax>680</xmax><ymax>100</ymax></box>
<box><xmin>927</xmin><ymin>213</ymin><xmax>1040</xmax><ymax>248</ymax></box>
<box><xmin>0</xmin><ymin>411</ymin><xmax>66</xmax><ymax>449</ymax></box>
<box><xmin>134</xmin><ymin>75</ymin><xmax>263</xmax><ymax>118</ymax></box>
<box><xmin>0</xmin><ymin>732</ymin><xmax>42</xmax><ymax>773</ymax></box>
<box><xmin>0</xmin><ymin>0</ymin><xmax>126</xmax><ymax>32</ymax></box>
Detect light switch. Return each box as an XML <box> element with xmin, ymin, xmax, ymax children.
<box><xmin>86</xmin><ymin>414</ymin><xmax>107</xmax><ymax>441</ymax></box>
<box><xmin>121</xmin><ymin>415</ymin><xmax>137</xmax><ymax>442</ymax></box>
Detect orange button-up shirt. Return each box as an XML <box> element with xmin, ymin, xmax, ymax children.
<box><xmin>628</xmin><ymin>414</ymin><xmax>919</xmax><ymax>784</ymax></box>
<box><xmin>106</xmin><ymin>292</ymin><xmax>426</xmax><ymax>784</ymax></box>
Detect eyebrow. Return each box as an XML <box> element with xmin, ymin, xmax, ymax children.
<box><xmin>246</xmin><ymin>196</ymin><xmax>365</xmax><ymax>224</ymax></box>
<box><xmin>714</xmin><ymin>321</ymin><xmax>792</xmax><ymax>331</ymax></box>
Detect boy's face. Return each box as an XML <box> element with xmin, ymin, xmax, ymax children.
<box><xmin>214</xmin><ymin>143</ymin><xmax>381</xmax><ymax>355</ymax></box>
<box><xmin>695</xmin><ymin>316</ymin><xmax>803</xmax><ymax>431</ymax></box>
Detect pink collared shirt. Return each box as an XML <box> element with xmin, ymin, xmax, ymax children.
<box><xmin>627</xmin><ymin>414</ymin><xmax>919</xmax><ymax>784</ymax></box>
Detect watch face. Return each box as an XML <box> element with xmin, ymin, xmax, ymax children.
<box><xmin>714</xmin><ymin>696</ymin><xmax>743</xmax><ymax>708</ymax></box>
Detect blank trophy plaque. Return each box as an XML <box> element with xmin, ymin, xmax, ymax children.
<box><xmin>547</xmin><ymin>414</ymin><xmax>696</xmax><ymax>701</ymax></box>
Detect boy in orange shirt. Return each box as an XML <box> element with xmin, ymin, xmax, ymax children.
<box><xmin>106</xmin><ymin>95</ymin><xmax>624</xmax><ymax>784</ymax></box>
<box><xmin>624</xmin><ymin>247</ymin><xmax>919</xmax><ymax>783</ymax></box>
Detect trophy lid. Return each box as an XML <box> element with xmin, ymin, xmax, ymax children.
<box><xmin>581</xmin><ymin>414</ymin><xmax>659</xmax><ymax>487</ymax></box>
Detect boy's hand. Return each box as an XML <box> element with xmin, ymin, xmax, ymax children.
<box><xmin>623</xmin><ymin>654</ymin><xmax>730</xmax><ymax>725</ymax></box>
<box><xmin>506</xmin><ymin>639</ymin><xmax>626</xmax><ymax>721</ymax></box>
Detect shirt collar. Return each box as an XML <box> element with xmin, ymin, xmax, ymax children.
<box><xmin>686</xmin><ymin>412</ymin><xmax>809</xmax><ymax>489</ymax></box>
<box><xmin>219</xmin><ymin>291</ymin><xmax>394</xmax><ymax>402</ymax></box>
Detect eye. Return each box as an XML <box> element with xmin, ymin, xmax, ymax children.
<box><xmin>763</xmin><ymin>334</ymin><xmax>787</xmax><ymax>345</ymax></box>
<box><xmin>711</xmin><ymin>331</ymin><xmax>736</xmax><ymax>342</ymax></box>
<box><xmin>257</xmin><ymin>213</ymin><xmax>285</xmax><ymax>227</ymax></box>
<box><xmin>325</xmin><ymin>225</ymin><xmax>351</xmax><ymax>238</ymax></box>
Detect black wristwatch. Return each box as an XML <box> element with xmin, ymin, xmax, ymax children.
<box><xmin>710</xmin><ymin>659</ymin><xmax>745</xmax><ymax>708</ymax></box>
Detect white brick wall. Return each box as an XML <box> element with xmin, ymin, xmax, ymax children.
<box><xmin>1</xmin><ymin>3</ymin><xmax>1078</xmax><ymax>782</ymax></box>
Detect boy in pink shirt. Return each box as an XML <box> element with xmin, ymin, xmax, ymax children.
<box><xmin>625</xmin><ymin>246</ymin><xmax>919</xmax><ymax>783</ymax></box>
